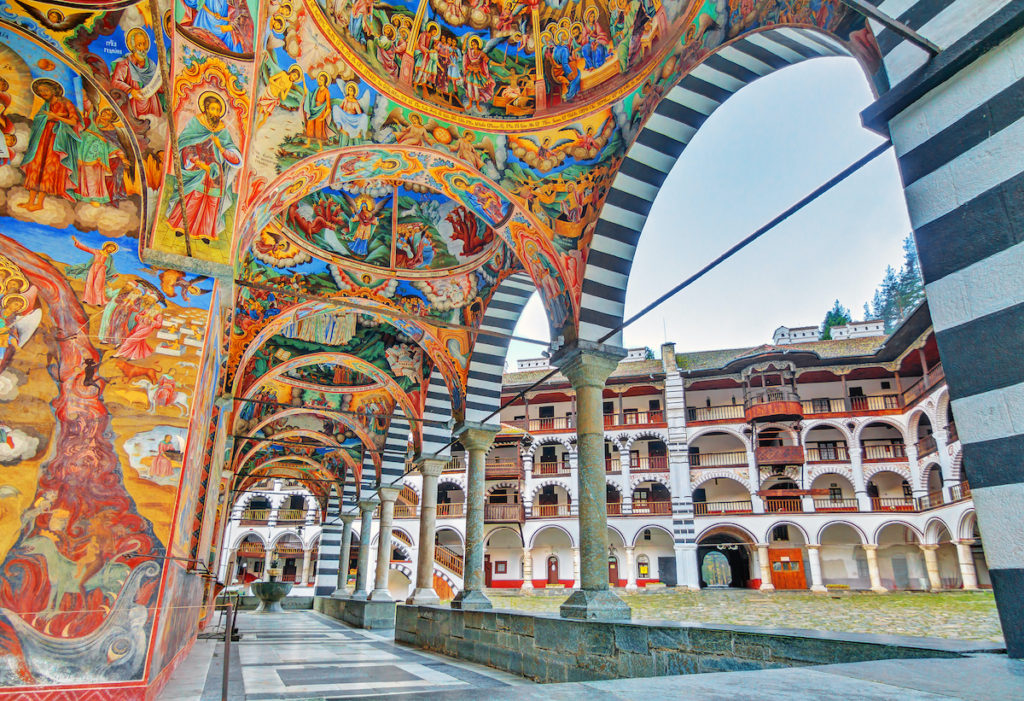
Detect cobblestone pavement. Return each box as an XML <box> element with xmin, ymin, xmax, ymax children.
<box><xmin>486</xmin><ymin>589</ymin><xmax>1004</xmax><ymax>642</ymax></box>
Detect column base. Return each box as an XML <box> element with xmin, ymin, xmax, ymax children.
<box><xmin>331</xmin><ymin>589</ymin><xmax>350</xmax><ymax>599</ymax></box>
<box><xmin>962</xmin><ymin>584</ymin><xmax>980</xmax><ymax>591</ymax></box>
<box><xmin>559</xmin><ymin>589</ymin><xmax>631</xmax><ymax>621</ymax></box>
<box><xmin>625</xmin><ymin>584</ymin><xmax>638</xmax><ymax>593</ymax></box>
<box><xmin>350</xmin><ymin>589</ymin><xmax>369</xmax><ymax>601</ymax></box>
<box><xmin>759</xmin><ymin>583</ymin><xmax>775</xmax><ymax>591</ymax></box>
<box><xmin>407</xmin><ymin>588</ymin><xmax>440</xmax><ymax>605</ymax></box>
<box><xmin>810</xmin><ymin>585</ymin><xmax>828</xmax><ymax>593</ymax></box>
<box><xmin>870</xmin><ymin>586</ymin><xmax>889</xmax><ymax>594</ymax></box>
<box><xmin>368</xmin><ymin>588</ymin><xmax>394</xmax><ymax>602</ymax></box>
<box><xmin>450</xmin><ymin>589</ymin><xmax>493</xmax><ymax>610</ymax></box>
<box><xmin>521</xmin><ymin>581</ymin><xmax>534</xmax><ymax>591</ymax></box>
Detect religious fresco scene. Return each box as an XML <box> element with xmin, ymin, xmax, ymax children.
<box><xmin>0</xmin><ymin>0</ymin><xmax>1018</xmax><ymax>695</ymax></box>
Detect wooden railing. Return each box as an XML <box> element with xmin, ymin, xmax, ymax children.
<box><xmin>805</xmin><ymin>445</ymin><xmax>850</xmax><ymax>462</ymax></box>
<box><xmin>764</xmin><ymin>497</ymin><xmax>802</xmax><ymax>513</ymax></box>
<box><xmin>813</xmin><ymin>497</ymin><xmax>858</xmax><ymax>512</ymax></box>
<box><xmin>745</xmin><ymin>388</ymin><xmax>801</xmax><ymax>408</ymax></box>
<box><xmin>917</xmin><ymin>490</ymin><xmax>945</xmax><ymax>510</ymax></box>
<box><xmin>604</xmin><ymin>409</ymin><xmax>666</xmax><ymax>427</ymax></box>
<box><xmin>949</xmin><ymin>481</ymin><xmax>971</xmax><ymax>502</ymax></box>
<box><xmin>534</xmin><ymin>503</ymin><xmax>571</xmax><ymax>518</ymax></box>
<box><xmin>534</xmin><ymin>459</ymin><xmax>570</xmax><ymax>476</ymax></box>
<box><xmin>687</xmin><ymin>404</ymin><xmax>745</xmax><ymax>422</ymax></box>
<box><xmin>605</xmin><ymin>457</ymin><xmax>621</xmax><ymax>473</ymax></box>
<box><xmin>801</xmin><ymin>398</ymin><xmax>849</xmax><ymax>415</ymax></box>
<box><xmin>689</xmin><ymin>450</ymin><xmax>747</xmax><ymax>467</ymax></box>
<box><xmin>900</xmin><ymin>368</ymin><xmax>943</xmax><ymax>407</ymax></box>
<box><xmin>630</xmin><ymin>455</ymin><xmax>669</xmax><ymax>472</ymax></box>
<box><xmin>237</xmin><ymin>543</ymin><xmax>265</xmax><ymax>556</ymax></box>
<box><xmin>629</xmin><ymin>501</ymin><xmax>672</xmax><ymax>516</ymax></box>
<box><xmin>862</xmin><ymin>443</ymin><xmax>908</xmax><ymax>461</ymax></box>
<box><xmin>528</xmin><ymin>416</ymin><xmax>575</xmax><ymax>432</ymax></box>
<box><xmin>694</xmin><ymin>500</ymin><xmax>753</xmax><ymax>516</ymax></box>
<box><xmin>484</xmin><ymin>503</ymin><xmax>524</xmax><ymax>521</ymax></box>
<box><xmin>607</xmin><ymin>502</ymin><xmax>622</xmax><ymax>515</ymax></box>
<box><xmin>442</xmin><ymin>457</ymin><xmax>465</xmax><ymax>472</ymax></box>
<box><xmin>916</xmin><ymin>434</ymin><xmax>938</xmax><ymax>457</ymax></box>
<box><xmin>850</xmin><ymin>394</ymin><xmax>902</xmax><ymax>412</ymax></box>
<box><xmin>276</xmin><ymin>509</ymin><xmax>307</xmax><ymax>522</ymax></box>
<box><xmin>239</xmin><ymin>509</ymin><xmax>270</xmax><ymax>523</ymax></box>
<box><xmin>871</xmin><ymin>496</ymin><xmax>915</xmax><ymax>512</ymax></box>
<box><xmin>394</xmin><ymin>504</ymin><xmax>417</xmax><ymax>519</ymax></box>
<box><xmin>434</xmin><ymin>544</ymin><xmax>463</xmax><ymax>577</ymax></box>
<box><xmin>485</xmin><ymin>458</ymin><xmax>522</xmax><ymax>479</ymax></box>
<box><xmin>436</xmin><ymin>502</ymin><xmax>464</xmax><ymax>517</ymax></box>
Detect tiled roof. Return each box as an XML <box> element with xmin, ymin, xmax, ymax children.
<box><xmin>675</xmin><ymin>335</ymin><xmax>887</xmax><ymax>372</ymax></box>
<box><xmin>502</xmin><ymin>358</ymin><xmax>664</xmax><ymax>385</ymax></box>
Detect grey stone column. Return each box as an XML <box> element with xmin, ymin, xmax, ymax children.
<box><xmin>408</xmin><ymin>458</ymin><xmax>445</xmax><ymax>604</ymax></box>
<box><xmin>351</xmin><ymin>499</ymin><xmax>377</xmax><ymax>600</ymax></box>
<box><xmin>452</xmin><ymin>423</ymin><xmax>499</xmax><ymax>610</ymax></box>
<box><xmin>336</xmin><ymin>513</ymin><xmax>357</xmax><ymax>594</ymax></box>
<box><xmin>552</xmin><ymin>341</ymin><xmax>630</xmax><ymax>620</ymax></box>
<box><xmin>370</xmin><ymin>486</ymin><xmax>401</xmax><ymax>600</ymax></box>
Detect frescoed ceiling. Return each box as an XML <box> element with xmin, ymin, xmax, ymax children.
<box><xmin>0</xmin><ymin>0</ymin><xmax>880</xmax><ymax>497</ymax></box>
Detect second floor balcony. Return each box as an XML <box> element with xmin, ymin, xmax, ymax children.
<box><xmin>484</xmin><ymin>503</ymin><xmax>524</xmax><ymax>522</ymax></box>
<box><xmin>604</xmin><ymin>409</ymin><xmax>666</xmax><ymax>428</ymax></box>
<box><xmin>754</xmin><ymin>445</ymin><xmax>804</xmax><ymax>466</ymax></box>
<box><xmin>689</xmin><ymin>450</ymin><xmax>747</xmax><ymax>468</ymax></box>
<box><xmin>534</xmin><ymin>458</ymin><xmax>571</xmax><ymax>476</ymax></box>
<box><xmin>485</xmin><ymin>457</ymin><xmax>523</xmax><ymax>480</ymax></box>
<box><xmin>744</xmin><ymin>388</ymin><xmax>803</xmax><ymax>423</ymax></box>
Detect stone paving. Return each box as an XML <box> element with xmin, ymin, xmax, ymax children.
<box><xmin>486</xmin><ymin>589</ymin><xmax>1004</xmax><ymax>643</ymax></box>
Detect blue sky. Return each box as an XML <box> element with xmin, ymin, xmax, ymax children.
<box><xmin>507</xmin><ymin>56</ymin><xmax>910</xmax><ymax>365</ymax></box>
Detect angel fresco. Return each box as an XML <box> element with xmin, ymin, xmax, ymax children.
<box><xmin>345</xmin><ymin>193</ymin><xmax>387</xmax><ymax>256</ymax></box>
<box><xmin>333</xmin><ymin>82</ymin><xmax>371</xmax><ymax>143</ymax></box>
<box><xmin>462</xmin><ymin>35</ymin><xmax>494</xmax><ymax>112</ymax></box>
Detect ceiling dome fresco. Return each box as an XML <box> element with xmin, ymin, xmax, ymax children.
<box><xmin>269</xmin><ymin>179</ymin><xmax>500</xmax><ymax>276</ymax></box>
<box><xmin>310</xmin><ymin>0</ymin><xmax>703</xmax><ymax>125</ymax></box>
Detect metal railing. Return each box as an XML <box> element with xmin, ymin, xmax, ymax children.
<box><xmin>689</xmin><ymin>450</ymin><xmax>747</xmax><ymax>467</ymax></box>
<box><xmin>694</xmin><ymin>500</ymin><xmax>753</xmax><ymax>516</ymax></box>
<box><xmin>436</xmin><ymin>502</ymin><xmax>464</xmax><ymax>518</ymax></box>
<box><xmin>533</xmin><ymin>503</ymin><xmax>571</xmax><ymax>518</ymax></box>
<box><xmin>687</xmin><ymin>404</ymin><xmax>745</xmax><ymax>422</ymax></box>
<box><xmin>862</xmin><ymin>443</ymin><xmax>908</xmax><ymax>460</ymax></box>
<box><xmin>805</xmin><ymin>445</ymin><xmax>850</xmax><ymax>462</ymax></box>
<box><xmin>813</xmin><ymin>497</ymin><xmax>858</xmax><ymax>512</ymax></box>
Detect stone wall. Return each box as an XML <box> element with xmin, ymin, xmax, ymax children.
<box><xmin>396</xmin><ymin>605</ymin><xmax>992</xmax><ymax>683</ymax></box>
<box><xmin>315</xmin><ymin>596</ymin><xmax>396</xmax><ymax>629</ymax></box>
<box><xmin>236</xmin><ymin>596</ymin><xmax>314</xmax><ymax>611</ymax></box>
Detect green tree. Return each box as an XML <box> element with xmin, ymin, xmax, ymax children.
<box><xmin>820</xmin><ymin>299</ymin><xmax>852</xmax><ymax>340</ymax></box>
<box><xmin>866</xmin><ymin>234</ymin><xmax>925</xmax><ymax>332</ymax></box>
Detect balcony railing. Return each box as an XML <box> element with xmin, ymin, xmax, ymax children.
<box><xmin>629</xmin><ymin>501</ymin><xmax>672</xmax><ymax>516</ymax></box>
<box><xmin>485</xmin><ymin>458</ymin><xmax>523</xmax><ymax>479</ymax></box>
<box><xmin>861</xmin><ymin>443</ymin><xmax>908</xmax><ymax>461</ymax></box>
<box><xmin>435</xmin><ymin>544</ymin><xmax>464</xmax><ymax>576</ymax></box>
<box><xmin>534</xmin><ymin>503</ymin><xmax>571</xmax><ymax>518</ymax></box>
<box><xmin>606</xmin><ymin>458</ymin><xmax>621</xmax><ymax>473</ymax></box>
<box><xmin>484</xmin><ymin>503</ymin><xmax>524</xmax><ymax>522</ymax></box>
<box><xmin>949</xmin><ymin>481</ymin><xmax>971</xmax><ymax>502</ymax></box>
<box><xmin>394</xmin><ymin>504</ymin><xmax>417</xmax><ymax>519</ymax></box>
<box><xmin>687</xmin><ymin>404</ymin><xmax>745</xmax><ymax>422</ymax></box>
<box><xmin>630</xmin><ymin>455</ymin><xmax>669</xmax><ymax>472</ymax></box>
<box><xmin>813</xmin><ymin>497</ymin><xmax>858</xmax><ymax>512</ymax></box>
<box><xmin>764</xmin><ymin>497</ymin><xmax>803</xmax><ymax>513</ymax></box>
<box><xmin>276</xmin><ymin>509</ymin><xmax>307</xmax><ymax>522</ymax></box>
<box><xmin>436</xmin><ymin>502</ymin><xmax>464</xmax><ymax>518</ymax></box>
<box><xmin>237</xmin><ymin>544</ymin><xmax>265</xmax><ymax>556</ymax></box>
<box><xmin>916</xmin><ymin>434</ymin><xmax>938</xmax><ymax>457</ymax></box>
<box><xmin>239</xmin><ymin>509</ymin><xmax>270</xmax><ymax>524</ymax></box>
<box><xmin>694</xmin><ymin>500</ymin><xmax>753</xmax><ymax>516</ymax></box>
<box><xmin>754</xmin><ymin>445</ymin><xmax>804</xmax><ymax>466</ymax></box>
<box><xmin>275</xmin><ymin>546</ymin><xmax>302</xmax><ymax>557</ymax></box>
<box><xmin>917</xmin><ymin>490</ymin><xmax>945</xmax><ymax>510</ymax></box>
<box><xmin>442</xmin><ymin>457</ymin><xmax>465</xmax><ymax>472</ymax></box>
<box><xmin>529</xmin><ymin>416</ymin><xmax>575</xmax><ymax>432</ymax></box>
<box><xmin>900</xmin><ymin>366</ymin><xmax>943</xmax><ymax>407</ymax></box>
<box><xmin>604</xmin><ymin>409</ymin><xmax>666</xmax><ymax>427</ymax></box>
<box><xmin>849</xmin><ymin>394</ymin><xmax>901</xmax><ymax>412</ymax></box>
<box><xmin>805</xmin><ymin>445</ymin><xmax>849</xmax><ymax>462</ymax></box>
<box><xmin>689</xmin><ymin>450</ymin><xmax>747</xmax><ymax>467</ymax></box>
<box><xmin>801</xmin><ymin>398</ymin><xmax>849</xmax><ymax>415</ymax></box>
<box><xmin>607</xmin><ymin>502</ymin><xmax>622</xmax><ymax>515</ymax></box>
<box><xmin>745</xmin><ymin>389</ymin><xmax>803</xmax><ymax>422</ymax></box>
<box><xmin>534</xmin><ymin>459</ymin><xmax>570</xmax><ymax>476</ymax></box>
<box><xmin>871</xmin><ymin>496</ymin><xmax>915</xmax><ymax>512</ymax></box>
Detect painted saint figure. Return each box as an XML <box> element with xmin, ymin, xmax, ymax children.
<box><xmin>180</xmin><ymin>0</ymin><xmax>255</xmax><ymax>55</ymax></box>
<box><xmin>165</xmin><ymin>92</ymin><xmax>242</xmax><ymax>243</ymax></box>
<box><xmin>110</xmin><ymin>28</ymin><xmax>164</xmax><ymax>120</ymax></box>
<box><xmin>76</xmin><ymin>108</ymin><xmax>126</xmax><ymax>206</ymax></box>
<box><xmin>150</xmin><ymin>434</ymin><xmax>176</xmax><ymax>477</ymax></box>
<box><xmin>20</xmin><ymin>79</ymin><xmax>81</xmax><ymax>212</ymax></box>
<box><xmin>462</xmin><ymin>36</ymin><xmax>494</xmax><ymax>111</ymax></box>
<box><xmin>67</xmin><ymin>238</ymin><xmax>118</xmax><ymax>307</ymax></box>
<box><xmin>303</xmin><ymin>73</ymin><xmax>332</xmax><ymax>145</ymax></box>
<box><xmin>0</xmin><ymin>78</ymin><xmax>16</xmax><ymax>166</ymax></box>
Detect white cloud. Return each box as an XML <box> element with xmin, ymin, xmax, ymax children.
<box><xmin>0</xmin><ymin>427</ymin><xmax>40</xmax><ymax>464</ymax></box>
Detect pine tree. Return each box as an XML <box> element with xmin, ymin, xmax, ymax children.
<box><xmin>866</xmin><ymin>235</ymin><xmax>924</xmax><ymax>332</ymax></box>
<box><xmin>820</xmin><ymin>299</ymin><xmax>852</xmax><ymax>340</ymax></box>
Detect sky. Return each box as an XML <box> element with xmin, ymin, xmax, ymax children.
<box><xmin>506</xmin><ymin>56</ymin><xmax>911</xmax><ymax>367</ymax></box>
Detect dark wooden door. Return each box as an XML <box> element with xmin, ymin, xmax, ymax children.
<box><xmin>768</xmin><ymin>548</ymin><xmax>807</xmax><ymax>590</ymax></box>
<box><xmin>547</xmin><ymin>556</ymin><xmax>558</xmax><ymax>584</ymax></box>
<box><xmin>484</xmin><ymin>555</ymin><xmax>492</xmax><ymax>587</ymax></box>
<box><xmin>608</xmin><ymin>556</ymin><xmax>619</xmax><ymax>585</ymax></box>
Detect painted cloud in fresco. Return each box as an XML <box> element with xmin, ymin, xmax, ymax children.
<box><xmin>0</xmin><ymin>425</ymin><xmax>40</xmax><ymax>464</ymax></box>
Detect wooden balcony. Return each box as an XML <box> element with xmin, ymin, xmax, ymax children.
<box><xmin>436</xmin><ymin>502</ymin><xmax>464</xmax><ymax>518</ymax></box>
<box><xmin>607</xmin><ymin>502</ymin><xmax>622</xmax><ymax>515</ymax></box>
<box><xmin>276</xmin><ymin>509</ymin><xmax>307</xmax><ymax>523</ymax></box>
<box><xmin>533</xmin><ymin>503</ymin><xmax>571</xmax><ymax>518</ymax></box>
<box><xmin>630</xmin><ymin>455</ymin><xmax>669</xmax><ymax>472</ymax></box>
<box><xmin>604</xmin><ymin>409</ymin><xmax>666</xmax><ymax>428</ymax></box>
<box><xmin>484</xmin><ymin>503</ymin><xmax>524</xmax><ymax>522</ymax></box>
<box><xmin>485</xmin><ymin>457</ymin><xmax>523</xmax><ymax>480</ymax></box>
<box><xmin>949</xmin><ymin>481</ymin><xmax>971</xmax><ymax>502</ymax></box>
<box><xmin>763</xmin><ymin>497</ymin><xmax>803</xmax><ymax>513</ymax></box>
<box><xmin>871</xmin><ymin>496</ymin><xmax>915</xmax><ymax>512</ymax></box>
<box><xmin>744</xmin><ymin>389</ymin><xmax>803</xmax><ymax>422</ymax></box>
<box><xmin>686</xmin><ymin>404</ymin><xmax>745</xmax><ymax>423</ymax></box>
<box><xmin>534</xmin><ymin>459</ymin><xmax>570</xmax><ymax>476</ymax></box>
<box><xmin>694</xmin><ymin>500</ymin><xmax>753</xmax><ymax>516</ymax></box>
<box><xmin>393</xmin><ymin>504</ymin><xmax>417</xmax><ymax>519</ymax></box>
<box><xmin>237</xmin><ymin>544</ymin><xmax>265</xmax><ymax>558</ymax></box>
<box><xmin>629</xmin><ymin>501</ymin><xmax>672</xmax><ymax>516</ymax></box>
<box><xmin>805</xmin><ymin>445</ymin><xmax>849</xmax><ymax>463</ymax></box>
<box><xmin>605</xmin><ymin>458</ymin><xmax>621</xmax><ymax>473</ymax></box>
<box><xmin>441</xmin><ymin>457</ymin><xmax>465</xmax><ymax>472</ymax></box>
<box><xmin>239</xmin><ymin>509</ymin><xmax>270</xmax><ymax>525</ymax></box>
<box><xmin>754</xmin><ymin>445</ymin><xmax>804</xmax><ymax>466</ymax></box>
<box><xmin>813</xmin><ymin>497</ymin><xmax>858</xmax><ymax>512</ymax></box>
<box><xmin>525</xmin><ymin>416</ymin><xmax>575</xmax><ymax>433</ymax></box>
<box><xmin>275</xmin><ymin>546</ymin><xmax>303</xmax><ymax>557</ymax></box>
<box><xmin>435</xmin><ymin>544</ymin><xmax>464</xmax><ymax>576</ymax></box>
<box><xmin>902</xmin><ymin>365</ymin><xmax>945</xmax><ymax>406</ymax></box>
<box><xmin>861</xmin><ymin>443</ymin><xmax>908</xmax><ymax>462</ymax></box>
<box><xmin>689</xmin><ymin>450</ymin><xmax>747</xmax><ymax>468</ymax></box>
<box><xmin>916</xmin><ymin>490</ymin><xmax>945</xmax><ymax>510</ymax></box>
<box><xmin>916</xmin><ymin>434</ymin><xmax>938</xmax><ymax>458</ymax></box>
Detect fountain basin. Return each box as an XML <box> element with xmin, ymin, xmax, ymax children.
<box><xmin>251</xmin><ymin>581</ymin><xmax>293</xmax><ymax>613</ymax></box>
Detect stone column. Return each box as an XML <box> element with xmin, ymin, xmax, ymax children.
<box><xmin>408</xmin><ymin>458</ymin><xmax>445</xmax><ymax>605</ymax></box>
<box><xmin>351</xmin><ymin>499</ymin><xmax>377</xmax><ymax>600</ymax></box>
<box><xmin>571</xmin><ymin>547</ymin><xmax>580</xmax><ymax>589</ymax></box>
<box><xmin>521</xmin><ymin>547</ymin><xmax>534</xmax><ymax>590</ymax></box>
<box><xmin>956</xmin><ymin>540</ymin><xmax>979</xmax><ymax>590</ymax></box>
<box><xmin>551</xmin><ymin>341</ymin><xmax>630</xmax><ymax>620</ymax></box>
<box><xmin>674</xmin><ymin>543</ymin><xmax>700</xmax><ymax>590</ymax></box>
<box><xmin>625</xmin><ymin>546</ymin><xmax>637</xmax><ymax>591</ymax></box>
<box><xmin>757</xmin><ymin>544</ymin><xmax>774</xmax><ymax>591</ymax></box>
<box><xmin>263</xmin><ymin>549</ymin><xmax>273</xmax><ymax>580</ymax></box>
<box><xmin>452</xmin><ymin>423</ymin><xmax>499</xmax><ymax>610</ymax></box>
<box><xmin>336</xmin><ymin>513</ymin><xmax>357</xmax><ymax>594</ymax></box>
<box><xmin>850</xmin><ymin>447</ymin><xmax>872</xmax><ymax>511</ymax></box>
<box><xmin>862</xmin><ymin>544</ymin><xmax>887</xmax><ymax>593</ymax></box>
<box><xmin>300</xmin><ymin>549</ymin><xmax>312</xmax><ymax>586</ymax></box>
<box><xmin>920</xmin><ymin>544</ymin><xmax>942</xmax><ymax>591</ymax></box>
<box><xmin>747</xmin><ymin>450</ymin><xmax>764</xmax><ymax>513</ymax></box>
<box><xmin>369</xmin><ymin>486</ymin><xmax>401</xmax><ymax>601</ymax></box>
<box><xmin>806</xmin><ymin>545</ymin><xmax>826</xmax><ymax>593</ymax></box>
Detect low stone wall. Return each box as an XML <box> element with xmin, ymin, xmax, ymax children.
<box><xmin>396</xmin><ymin>605</ymin><xmax>999</xmax><ymax>683</ymax></box>
<box><xmin>315</xmin><ymin>596</ymin><xmax>396</xmax><ymax>629</ymax></box>
<box><xmin>234</xmin><ymin>595</ymin><xmax>314</xmax><ymax>611</ymax></box>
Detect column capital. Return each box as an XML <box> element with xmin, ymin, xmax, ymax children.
<box><xmin>919</xmin><ymin>543</ymin><xmax>939</xmax><ymax>551</ymax></box>
<box><xmin>377</xmin><ymin>485</ymin><xmax>401</xmax><ymax>503</ymax></box>
<box><xmin>358</xmin><ymin>499</ymin><xmax>379</xmax><ymax>513</ymax></box>
<box><xmin>414</xmin><ymin>457</ymin><xmax>446</xmax><ymax>477</ymax></box>
<box><xmin>453</xmin><ymin>422</ymin><xmax>500</xmax><ymax>451</ymax></box>
<box><xmin>756</xmin><ymin>542</ymin><xmax>770</xmax><ymax>549</ymax></box>
<box><xmin>550</xmin><ymin>341</ymin><xmax>626</xmax><ymax>389</ymax></box>
<box><xmin>861</xmin><ymin>543</ymin><xmax>878</xmax><ymax>551</ymax></box>
<box><xmin>340</xmin><ymin>512</ymin><xmax>358</xmax><ymax>524</ymax></box>
<box><xmin>806</xmin><ymin>544</ymin><xmax>822</xmax><ymax>551</ymax></box>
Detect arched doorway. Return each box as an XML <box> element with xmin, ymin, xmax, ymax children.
<box><xmin>547</xmin><ymin>556</ymin><xmax>559</xmax><ymax>585</ymax></box>
<box><xmin>697</xmin><ymin>528</ymin><xmax>755</xmax><ymax>589</ymax></box>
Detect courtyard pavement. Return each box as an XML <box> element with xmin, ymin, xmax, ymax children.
<box><xmin>487</xmin><ymin>588</ymin><xmax>1005</xmax><ymax>643</ymax></box>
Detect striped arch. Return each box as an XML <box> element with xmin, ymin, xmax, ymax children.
<box><xmin>242</xmin><ymin>407</ymin><xmax>382</xmax><ymax>471</ymax></box>
<box><xmin>622</xmin><ymin>429</ymin><xmax>668</xmax><ymax>450</ymax></box>
<box><xmin>853</xmin><ymin>417</ymin><xmax>909</xmax><ymax>445</ymax></box>
<box><xmin>691</xmin><ymin>470</ymin><xmax>751</xmax><ymax>492</ymax></box>
<box><xmin>231</xmin><ymin>530</ymin><xmax>268</xmax><ymax>549</ymax></box>
<box><xmin>437</xmin><ymin>476</ymin><xmax>466</xmax><ymax>492</ymax></box>
<box><xmin>950</xmin><ymin>449</ymin><xmax>963</xmax><ymax>482</ymax></box>
<box><xmin>487</xmin><ymin>480</ymin><xmax>521</xmax><ymax>496</ymax></box>
<box><xmin>759</xmin><ymin>466</ymin><xmax>800</xmax><ymax>487</ymax></box>
<box><xmin>687</xmin><ymin>425</ymin><xmax>751</xmax><ymax>450</ymax></box>
<box><xmin>862</xmin><ymin>463</ymin><xmax>912</xmax><ymax>483</ymax></box>
<box><xmin>806</xmin><ymin>464</ymin><xmax>854</xmax><ymax>484</ymax></box>
<box><xmin>421</xmin><ymin>369</ymin><xmax>454</xmax><ymax>458</ymax></box>
<box><xmin>801</xmin><ymin>419</ymin><xmax>854</xmax><ymax>444</ymax></box>
<box><xmin>527</xmin><ymin>435</ymin><xmax>574</xmax><ymax>456</ymax></box>
<box><xmin>578</xmin><ymin>27</ymin><xmax>853</xmax><ymax>343</ymax></box>
<box><xmin>919</xmin><ymin>462</ymin><xmax>942</xmax><ymax>490</ymax></box>
<box><xmin>529</xmin><ymin>479</ymin><xmax>574</xmax><ymax>503</ymax></box>
<box><xmin>464</xmin><ymin>272</ymin><xmax>535</xmax><ymax>423</ymax></box>
<box><xmin>631</xmin><ymin>472</ymin><xmax>671</xmax><ymax>491</ymax></box>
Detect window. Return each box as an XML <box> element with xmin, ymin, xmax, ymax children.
<box><xmin>771</xmin><ymin>525</ymin><xmax>790</xmax><ymax>542</ymax></box>
<box><xmin>538</xmin><ymin>406</ymin><xmax>554</xmax><ymax>418</ymax></box>
<box><xmin>881</xmin><ymin>381</ymin><xmax>891</xmax><ymax>390</ymax></box>
<box><xmin>902</xmin><ymin>480</ymin><xmax>912</xmax><ymax>499</ymax></box>
<box><xmin>643</xmin><ymin>529</ymin><xmax>651</xmax><ymax>541</ymax></box>
<box><xmin>828</xmin><ymin>483</ymin><xmax>842</xmax><ymax>501</ymax></box>
<box><xmin>495</xmin><ymin>561</ymin><xmax>507</xmax><ymax>574</ymax></box>
<box><xmin>637</xmin><ymin>555</ymin><xmax>650</xmax><ymax>578</ymax></box>
<box><xmin>649</xmin><ymin>399</ymin><xmax>661</xmax><ymax>411</ymax></box>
